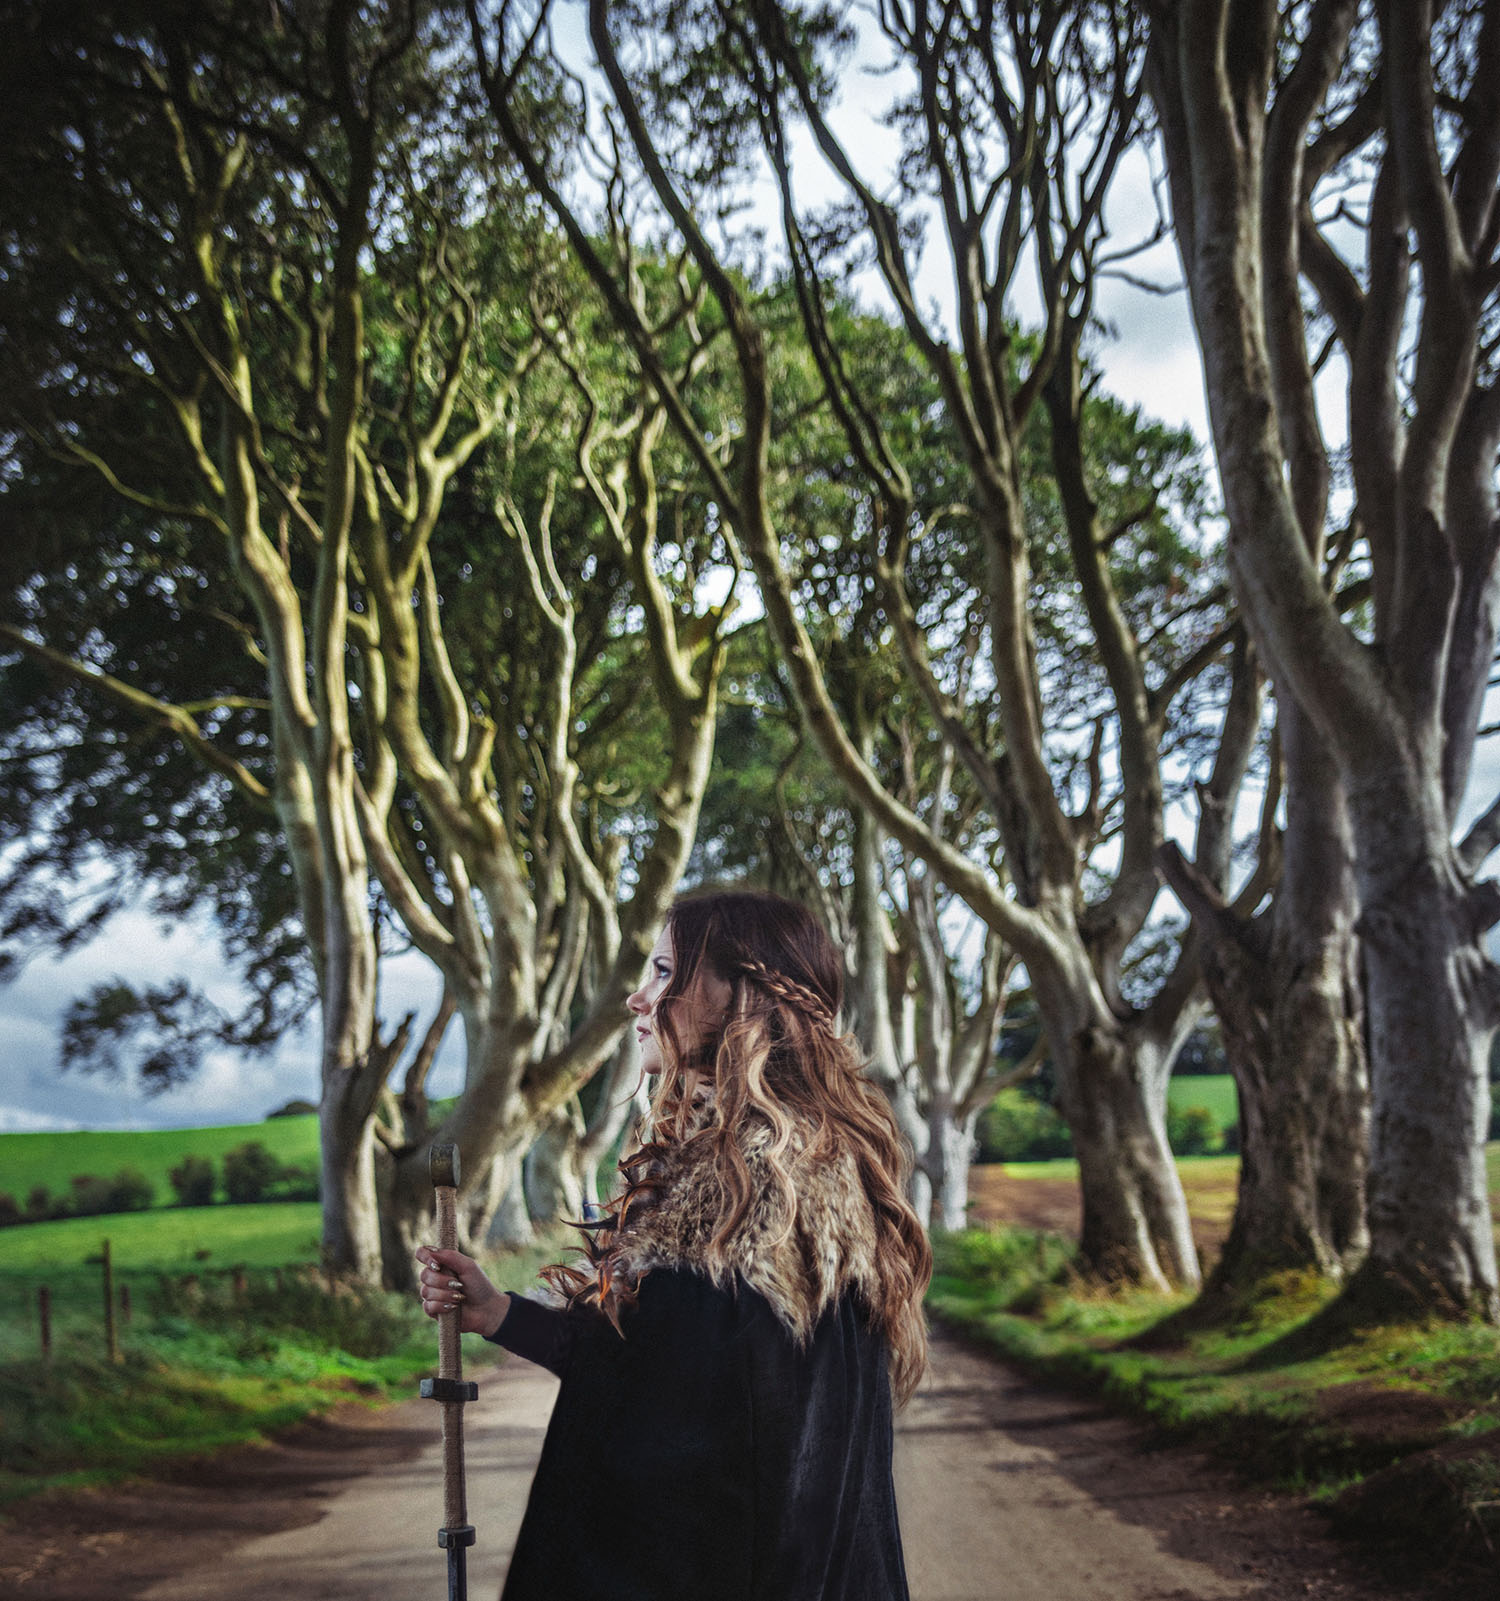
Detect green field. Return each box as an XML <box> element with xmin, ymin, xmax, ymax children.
<box><xmin>0</xmin><ymin>1203</ymin><xmax>325</xmax><ymax>1362</ymax></box>
<box><xmin>0</xmin><ymin>1189</ymin><xmax>567</xmax><ymax>1507</ymax></box>
<box><xmin>0</xmin><ymin>1116</ymin><xmax>320</xmax><ymax>1209</ymax></box>
<box><xmin>0</xmin><ymin>1202</ymin><xmax>323</xmax><ymax>1276</ymax></box>
<box><xmin>1008</xmin><ymin>1146</ymin><xmax>1500</xmax><ymax>1194</ymax></box>
<box><xmin>1166</xmin><ymin>1072</ymin><xmax>1238</xmax><ymax>1127</ymax></box>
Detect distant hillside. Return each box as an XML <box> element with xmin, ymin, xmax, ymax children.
<box><xmin>1165</xmin><ymin>1073</ymin><xmax>1238</xmax><ymax>1129</ymax></box>
<box><xmin>0</xmin><ymin>1117</ymin><xmax>320</xmax><ymax>1210</ymax></box>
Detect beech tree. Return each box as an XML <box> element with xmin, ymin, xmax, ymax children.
<box><xmin>0</xmin><ymin>1</ymin><xmax>455</xmax><ymax>1276</ymax></box>
<box><xmin>1147</xmin><ymin>0</ymin><xmax>1500</xmax><ymax>1314</ymax></box>
<box><xmin>363</xmin><ymin>268</ymin><xmax>734</xmax><ymax>1268</ymax></box>
<box><xmin>472</xmin><ymin>0</ymin><xmax>1259</xmax><ymax>1286</ymax></box>
<box><xmin>0</xmin><ymin>1</ymin><xmax>731</xmax><ymax>1280</ymax></box>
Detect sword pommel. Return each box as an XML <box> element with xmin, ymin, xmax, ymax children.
<box><xmin>430</xmin><ymin>1142</ymin><xmax>460</xmax><ymax>1191</ymax></box>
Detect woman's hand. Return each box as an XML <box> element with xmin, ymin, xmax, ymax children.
<box><xmin>415</xmin><ymin>1245</ymin><xmax>511</xmax><ymax>1338</ymax></box>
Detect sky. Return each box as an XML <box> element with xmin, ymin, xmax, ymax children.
<box><xmin>0</xmin><ymin>907</ymin><xmax>466</xmax><ymax>1132</ymax></box>
<box><xmin>1</xmin><ymin>13</ymin><xmax>1487</xmax><ymax>1136</ymax></box>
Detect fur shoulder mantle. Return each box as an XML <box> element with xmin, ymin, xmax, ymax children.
<box><xmin>606</xmin><ymin>1113</ymin><xmax>882</xmax><ymax>1344</ymax></box>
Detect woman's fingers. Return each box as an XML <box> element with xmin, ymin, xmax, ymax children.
<box><xmin>415</xmin><ymin>1245</ymin><xmax>499</xmax><ymax>1333</ymax></box>
<box><xmin>415</xmin><ymin>1245</ymin><xmax>472</xmax><ymax>1323</ymax></box>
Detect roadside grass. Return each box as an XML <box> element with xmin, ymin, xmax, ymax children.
<box><xmin>0</xmin><ymin>1200</ymin><xmax>570</xmax><ymax>1510</ymax></box>
<box><xmin>929</xmin><ymin>1211</ymin><xmax>1500</xmax><ymax>1572</ymax></box>
<box><xmin>0</xmin><ymin>1117</ymin><xmax>321</xmax><ymax>1209</ymax></box>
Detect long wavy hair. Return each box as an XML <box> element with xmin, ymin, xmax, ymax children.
<box><xmin>544</xmin><ymin>890</ymin><xmax>932</xmax><ymax>1405</ymax></box>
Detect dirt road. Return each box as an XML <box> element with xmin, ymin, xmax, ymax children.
<box><xmin>0</xmin><ymin>1328</ymin><xmax>1478</xmax><ymax>1601</ymax></box>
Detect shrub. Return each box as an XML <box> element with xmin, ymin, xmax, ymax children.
<box><xmin>1167</xmin><ymin>1104</ymin><xmax>1219</xmax><ymax>1156</ymax></box>
<box><xmin>223</xmin><ymin>1140</ymin><xmax>279</xmax><ymax>1203</ymax></box>
<box><xmin>0</xmin><ymin>1193</ymin><xmax>20</xmax><ymax>1227</ymax></box>
<box><xmin>169</xmin><ymin>1154</ymin><xmax>217</xmax><ymax>1207</ymax></box>
<box><xmin>930</xmin><ymin>1226</ymin><xmax>1077</xmax><ymax>1312</ymax></box>
<box><xmin>67</xmin><ymin>1167</ymin><xmax>154</xmax><ymax>1216</ymax></box>
<box><xmin>24</xmin><ymin>1185</ymin><xmax>54</xmax><ymax>1221</ymax></box>
<box><xmin>110</xmin><ymin>1166</ymin><xmax>155</xmax><ymax>1211</ymax></box>
<box><xmin>976</xmin><ymin>1088</ymin><xmax>1074</xmax><ymax>1163</ymax></box>
<box><xmin>275</xmin><ymin>1164</ymin><xmax>320</xmax><ymax>1201</ymax></box>
<box><xmin>68</xmin><ymin>1174</ymin><xmax>113</xmax><ymax>1216</ymax></box>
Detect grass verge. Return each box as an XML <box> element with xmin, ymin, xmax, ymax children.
<box><xmin>0</xmin><ymin>1230</ymin><xmax>568</xmax><ymax>1511</ymax></box>
<box><xmin>927</xmin><ymin>1226</ymin><xmax>1500</xmax><ymax>1573</ymax></box>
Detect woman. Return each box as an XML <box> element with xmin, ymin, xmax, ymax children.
<box><xmin>416</xmin><ymin>890</ymin><xmax>931</xmax><ymax>1601</ymax></box>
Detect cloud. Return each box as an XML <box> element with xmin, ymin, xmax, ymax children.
<box><xmin>0</xmin><ymin>1103</ymin><xmax>87</xmax><ymax>1133</ymax></box>
<box><xmin>0</xmin><ymin>899</ymin><xmax>469</xmax><ymax>1131</ymax></box>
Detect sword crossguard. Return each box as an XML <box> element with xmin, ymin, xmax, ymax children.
<box><xmin>421</xmin><ymin>1377</ymin><xmax>479</xmax><ymax>1403</ymax></box>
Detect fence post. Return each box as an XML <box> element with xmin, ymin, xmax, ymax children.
<box><xmin>120</xmin><ymin>1281</ymin><xmax>132</xmax><ymax>1325</ymax></box>
<box><xmin>38</xmin><ymin>1284</ymin><xmax>51</xmax><ymax>1363</ymax></box>
<box><xmin>102</xmin><ymin>1238</ymin><xmax>120</xmax><ymax>1363</ymax></box>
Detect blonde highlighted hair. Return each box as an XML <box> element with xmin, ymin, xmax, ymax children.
<box><xmin>545</xmin><ymin>890</ymin><xmax>932</xmax><ymax>1405</ymax></box>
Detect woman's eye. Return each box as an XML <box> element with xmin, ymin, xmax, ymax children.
<box><xmin>653</xmin><ymin>962</ymin><xmax>671</xmax><ymax>980</ymax></box>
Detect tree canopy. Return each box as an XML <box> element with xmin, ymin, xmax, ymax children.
<box><xmin>4</xmin><ymin>0</ymin><xmax>1498</xmax><ymax>1327</ymax></box>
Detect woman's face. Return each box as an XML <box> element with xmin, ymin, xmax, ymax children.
<box><xmin>626</xmin><ymin>925</ymin><xmax>731</xmax><ymax>1074</ymax></box>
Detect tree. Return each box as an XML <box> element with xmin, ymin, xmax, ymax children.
<box><xmin>0</xmin><ymin>466</ymin><xmax>317</xmax><ymax>1085</ymax></box>
<box><xmin>471</xmin><ymin>0</ymin><xmax>1260</xmax><ymax>1286</ymax></box>
<box><xmin>223</xmin><ymin>1140</ymin><xmax>279</xmax><ymax>1203</ymax></box>
<box><xmin>689</xmin><ymin>613</ymin><xmax>1019</xmax><ymax>1230</ymax></box>
<box><xmin>360</xmin><ymin>275</ymin><xmax>736</xmax><ymax>1267</ymax></box>
<box><xmin>1147</xmin><ymin>0</ymin><xmax>1500</xmax><ymax>1316</ymax></box>
<box><xmin>0</xmin><ymin>0</ymin><xmax>457</xmax><ymax>1278</ymax></box>
<box><xmin>1</xmin><ymin>3</ymin><xmax>732</xmax><ymax>1282</ymax></box>
<box><xmin>168</xmin><ymin>1154</ymin><xmax>217</xmax><ymax>1207</ymax></box>
<box><xmin>1159</xmin><ymin>651</ymin><xmax>1370</xmax><ymax>1294</ymax></box>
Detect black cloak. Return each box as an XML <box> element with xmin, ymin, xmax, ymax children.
<box><xmin>484</xmin><ymin>1111</ymin><xmax>912</xmax><ymax>1601</ymax></box>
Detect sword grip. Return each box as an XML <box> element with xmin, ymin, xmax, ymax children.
<box><xmin>435</xmin><ymin>1184</ymin><xmax>462</xmax><ymax>1379</ymax></box>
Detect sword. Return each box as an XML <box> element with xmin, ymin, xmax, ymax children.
<box><xmin>420</xmin><ymin>1143</ymin><xmax>478</xmax><ymax>1601</ymax></box>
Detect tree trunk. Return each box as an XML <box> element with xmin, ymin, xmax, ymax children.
<box><xmin>319</xmin><ymin>1087</ymin><xmax>382</xmax><ymax>1280</ymax></box>
<box><xmin>1349</xmin><ymin>790</ymin><xmax>1499</xmax><ymax>1316</ymax></box>
<box><xmin>848</xmin><ymin>805</ymin><xmax>932</xmax><ymax>1223</ymax></box>
<box><xmin>1205</xmin><ymin>923</ymin><xmax>1367</xmax><ymax>1286</ymax></box>
<box><xmin>1054</xmin><ymin>1012</ymin><xmax>1199</xmax><ymax>1291</ymax></box>
<box><xmin>921</xmin><ymin>1096</ymin><xmax>980</xmax><ymax>1233</ymax></box>
<box><xmin>484</xmin><ymin>1154</ymin><xmax>534</xmax><ymax>1249</ymax></box>
<box><xmin>576</xmin><ymin>1036</ymin><xmax>645</xmax><ymax>1209</ymax></box>
<box><xmin>375</xmin><ymin>1145</ymin><xmax>421</xmax><ymax>1294</ymax></box>
<box><xmin>525</xmin><ymin>1104</ymin><xmax>587</xmax><ymax>1226</ymax></box>
<box><xmin>1178</xmin><ymin>704</ymin><xmax>1369</xmax><ymax>1292</ymax></box>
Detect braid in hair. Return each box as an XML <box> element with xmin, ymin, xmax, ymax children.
<box><xmin>734</xmin><ymin>956</ymin><xmax>836</xmax><ymax>1028</ymax></box>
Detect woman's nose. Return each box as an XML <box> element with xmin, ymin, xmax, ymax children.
<box><xmin>626</xmin><ymin>986</ymin><xmax>648</xmax><ymax>1015</ymax></box>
